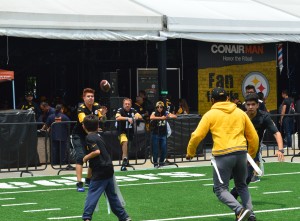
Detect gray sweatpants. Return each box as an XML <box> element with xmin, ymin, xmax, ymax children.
<box><xmin>213</xmin><ymin>152</ymin><xmax>253</xmax><ymax>214</ymax></box>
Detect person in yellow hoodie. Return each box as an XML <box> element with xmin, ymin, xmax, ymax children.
<box><xmin>186</xmin><ymin>87</ymin><xmax>259</xmax><ymax>221</ymax></box>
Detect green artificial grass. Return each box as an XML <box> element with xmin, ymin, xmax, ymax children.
<box><xmin>0</xmin><ymin>162</ymin><xmax>299</xmax><ymax>221</ymax></box>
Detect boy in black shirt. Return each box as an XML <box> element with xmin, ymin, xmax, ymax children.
<box><xmin>81</xmin><ymin>115</ymin><xmax>131</xmax><ymax>221</ymax></box>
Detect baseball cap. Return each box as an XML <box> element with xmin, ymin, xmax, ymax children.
<box><xmin>25</xmin><ymin>91</ymin><xmax>34</xmax><ymax>97</ymax></box>
<box><xmin>211</xmin><ymin>87</ymin><xmax>227</xmax><ymax>100</ymax></box>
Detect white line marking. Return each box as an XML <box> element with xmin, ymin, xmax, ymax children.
<box><xmin>263</xmin><ymin>190</ymin><xmax>292</xmax><ymax>194</ymax></box>
<box><xmin>47</xmin><ymin>216</ymin><xmax>81</xmax><ymax>220</ymax></box>
<box><xmin>118</xmin><ymin>178</ymin><xmax>212</xmax><ymax>187</ymax></box>
<box><xmin>1</xmin><ymin>203</ymin><xmax>37</xmax><ymax>207</ymax></box>
<box><xmin>0</xmin><ymin>188</ymin><xmax>75</xmax><ymax>195</ymax></box>
<box><xmin>0</xmin><ymin>170</ymin><xmax>299</xmax><ymax>195</ymax></box>
<box><xmin>142</xmin><ymin>207</ymin><xmax>300</xmax><ymax>221</ymax></box>
<box><xmin>0</xmin><ymin>179</ymin><xmax>212</xmax><ymax>194</ymax></box>
<box><xmin>24</xmin><ymin>208</ymin><xmax>61</xmax><ymax>213</ymax></box>
<box><xmin>264</xmin><ymin>171</ymin><xmax>300</xmax><ymax>176</ymax></box>
<box><xmin>0</xmin><ymin>198</ymin><xmax>15</xmax><ymax>201</ymax></box>
<box><xmin>202</xmin><ymin>184</ymin><xmax>214</xmax><ymax>186</ymax></box>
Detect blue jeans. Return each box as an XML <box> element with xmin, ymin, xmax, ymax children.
<box><xmin>82</xmin><ymin>177</ymin><xmax>129</xmax><ymax>221</ymax></box>
<box><xmin>283</xmin><ymin>117</ymin><xmax>294</xmax><ymax>147</ymax></box>
<box><xmin>151</xmin><ymin>133</ymin><xmax>167</xmax><ymax>165</ymax></box>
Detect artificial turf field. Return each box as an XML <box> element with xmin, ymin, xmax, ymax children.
<box><xmin>0</xmin><ymin>162</ymin><xmax>299</xmax><ymax>221</ymax></box>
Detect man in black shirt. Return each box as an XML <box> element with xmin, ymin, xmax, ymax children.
<box><xmin>71</xmin><ymin>88</ymin><xmax>107</xmax><ymax>192</ymax></box>
<box><xmin>280</xmin><ymin>89</ymin><xmax>294</xmax><ymax>149</ymax></box>
<box><xmin>19</xmin><ymin>91</ymin><xmax>40</xmax><ymax>119</ymax></box>
<box><xmin>231</xmin><ymin>93</ymin><xmax>284</xmax><ymax>221</ymax></box>
<box><xmin>116</xmin><ymin>98</ymin><xmax>142</xmax><ymax>171</ymax></box>
<box><xmin>82</xmin><ymin>115</ymin><xmax>131</xmax><ymax>221</ymax></box>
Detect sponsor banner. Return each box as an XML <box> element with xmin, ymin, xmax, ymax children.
<box><xmin>198</xmin><ymin>43</ymin><xmax>277</xmax><ymax>115</ymax></box>
<box><xmin>0</xmin><ymin>69</ymin><xmax>14</xmax><ymax>82</ymax></box>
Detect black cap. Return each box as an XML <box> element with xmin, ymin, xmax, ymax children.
<box><xmin>25</xmin><ymin>91</ymin><xmax>33</xmax><ymax>96</ymax></box>
<box><xmin>211</xmin><ymin>87</ymin><xmax>227</xmax><ymax>100</ymax></box>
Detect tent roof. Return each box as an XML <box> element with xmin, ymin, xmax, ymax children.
<box><xmin>0</xmin><ymin>0</ymin><xmax>165</xmax><ymax>40</ymax></box>
<box><xmin>1</xmin><ymin>0</ymin><xmax>300</xmax><ymax>42</ymax></box>
<box><xmin>137</xmin><ymin>0</ymin><xmax>300</xmax><ymax>34</ymax></box>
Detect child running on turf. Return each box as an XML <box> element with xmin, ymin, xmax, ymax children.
<box><xmin>81</xmin><ymin>114</ymin><xmax>131</xmax><ymax>221</ymax></box>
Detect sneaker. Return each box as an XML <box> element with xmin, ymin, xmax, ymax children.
<box><xmin>85</xmin><ymin>178</ymin><xmax>91</xmax><ymax>187</ymax></box>
<box><xmin>120</xmin><ymin>166</ymin><xmax>127</xmax><ymax>171</ymax></box>
<box><xmin>159</xmin><ymin>162</ymin><xmax>165</xmax><ymax>167</ymax></box>
<box><xmin>120</xmin><ymin>217</ymin><xmax>132</xmax><ymax>221</ymax></box>
<box><xmin>76</xmin><ymin>182</ymin><xmax>85</xmax><ymax>192</ymax></box>
<box><xmin>154</xmin><ymin>163</ymin><xmax>159</xmax><ymax>168</ymax></box>
<box><xmin>236</xmin><ymin>208</ymin><xmax>251</xmax><ymax>221</ymax></box>
<box><xmin>251</xmin><ymin>175</ymin><xmax>260</xmax><ymax>183</ymax></box>
<box><xmin>248</xmin><ymin>215</ymin><xmax>257</xmax><ymax>221</ymax></box>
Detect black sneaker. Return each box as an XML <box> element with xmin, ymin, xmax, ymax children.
<box><xmin>159</xmin><ymin>162</ymin><xmax>165</xmax><ymax>167</ymax></box>
<box><xmin>248</xmin><ymin>215</ymin><xmax>256</xmax><ymax>221</ymax></box>
<box><xmin>85</xmin><ymin>178</ymin><xmax>91</xmax><ymax>187</ymax></box>
<box><xmin>154</xmin><ymin>163</ymin><xmax>159</xmax><ymax>168</ymax></box>
<box><xmin>76</xmin><ymin>182</ymin><xmax>85</xmax><ymax>192</ymax></box>
<box><xmin>236</xmin><ymin>208</ymin><xmax>251</xmax><ymax>221</ymax></box>
<box><xmin>120</xmin><ymin>165</ymin><xmax>127</xmax><ymax>171</ymax></box>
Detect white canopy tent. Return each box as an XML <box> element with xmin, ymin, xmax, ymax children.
<box><xmin>0</xmin><ymin>0</ymin><xmax>165</xmax><ymax>41</ymax></box>
<box><xmin>137</xmin><ymin>0</ymin><xmax>300</xmax><ymax>43</ymax></box>
<box><xmin>1</xmin><ymin>0</ymin><xmax>300</xmax><ymax>43</ymax></box>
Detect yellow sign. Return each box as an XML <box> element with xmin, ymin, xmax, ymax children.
<box><xmin>198</xmin><ymin>60</ymin><xmax>277</xmax><ymax>115</ymax></box>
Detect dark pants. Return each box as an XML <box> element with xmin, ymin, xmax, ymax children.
<box><xmin>230</xmin><ymin>162</ymin><xmax>254</xmax><ymax>199</ymax></box>
<box><xmin>283</xmin><ymin>116</ymin><xmax>294</xmax><ymax>147</ymax></box>
<box><xmin>82</xmin><ymin>177</ymin><xmax>129</xmax><ymax>221</ymax></box>
<box><xmin>70</xmin><ymin>134</ymin><xmax>86</xmax><ymax>165</ymax></box>
<box><xmin>51</xmin><ymin>140</ymin><xmax>67</xmax><ymax>165</ymax></box>
<box><xmin>297</xmin><ymin>115</ymin><xmax>300</xmax><ymax>149</ymax></box>
<box><xmin>151</xmin><ymin>133</ymin><xmax>167</xmax><ymax>165</ymax></box>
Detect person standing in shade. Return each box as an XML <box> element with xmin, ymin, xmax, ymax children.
<box><xmin>41</xmin><ymin>104</ymin><xmax>70</xmax><ymax>165</ymax></box>
<box><xmin>186</xmin><ymin>87</ymin><xmax>259</xmax><ymax>221</ymax></box>
<box><xmin>39</xmin><ymin>101</ymin><xmax>55</xmax><ymax>123</ymax></box>
<box><xmin>19</xmin><ymin>91</ymin><xmax>40</xmax><ymax>119</ymax></box>
<box><xmin>115</xmin><ymin>98</ymin><xmax>142</xmax><ymax>171</ymax></box>
<box><xmin>81</xmin><ymin>115</ymin><xmax>131</xmax><ymax>221</ymax></box>
<box><xmin>295</xmin><ymin>94</ymin><xmax>300</xmax><ymax>153</ymax></box>
<box><xmin>150</xmin><ymin>101</ymin><xmax>177</xmax><ymax>167</ymax></box>
<box><xmin>280</xmin><ymin>89</ymin><xmax>294</xmax><ymax>149</ymax></box>
<box><xmin>176</xmin><ymin>98</ymin><xmax>190</xmax><ymax>115</ymax></box>
<box><xmin>71</xmin><ymin>88</ymin><xmax>107</xmax><ymax>192</ymax></box>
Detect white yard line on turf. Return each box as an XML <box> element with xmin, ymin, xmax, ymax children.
<box><xmin>0</xmin><ymin>198</ymin><xmax>15</xmax><ymax>200</ymax></box>
<box><xmin>263</xmin><ymin>190</ymin><xmax>292</xmax><ymax>194</ymax></box>
<box><xmin>47</xmin><ymin>216</ymin><xmax>81</xmax><ymax>220</ymax></box>
<box><xmin>142</xmin><ymin>207</ymin><xmax>300</xmax><ymax>221</ymax></box>
<box><xmin>118</xmin><ymin>178</ymin><xmax>212</xmax><ymax>187</ymax></box>
<box><xmin>1</xmin><ymin>202</ymin><xmax>37</xmax><ymax>207</ymax></box>
<box><xmin>24</xmin><ymin>208</ymin><xmax>61</xmax><ymax>213</ymax></box>
<box><xmin>0</xmin><ymin>179</ymin><xmax>212</xmax><ymax>194</ymax></box>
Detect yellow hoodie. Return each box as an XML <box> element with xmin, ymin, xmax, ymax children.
<box><xmin>187</xmin><ymin>101</ymin><xmax>258</xmax><ymax>158</ymax></box>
